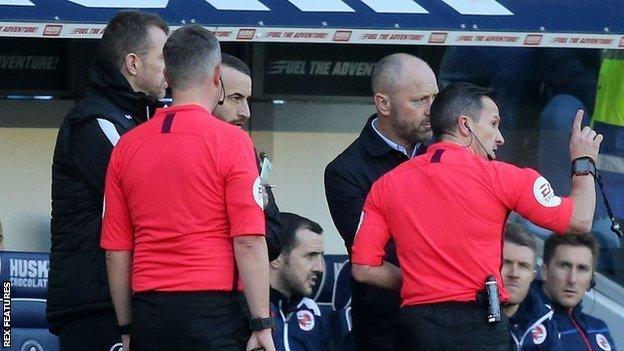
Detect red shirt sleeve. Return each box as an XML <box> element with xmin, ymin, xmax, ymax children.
<box><xmin>224</xmin><ymin>132</ymin><xmax>266</xmax><ymax>237</ymax></box>
<box><xmin>494</xmin><ymin>163</ymin><xmax>573</xmax><ymax>234</ymax></box>
<box><xmin>351</xmin><ymin>182</ymin><xmax>391</xmax><ymax>266</ymax></box>
<box><xmin>100</xmin><ymin>145</ymin><xmax>134</xmax><ymax>250</ymax></box>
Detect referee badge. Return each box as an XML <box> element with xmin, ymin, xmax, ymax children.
<box><xmin>252</xmin><ymin>176</ymin><xmax>264</xmax><ymax>208</ymax></box>
<box><xmin>532</xmin><ymin>176</ymin><xmax>562</xmax><ymax>208</ymax></box>
<box><xmin>296</xmin><ymin>310</ymin><xmax>315</xmax><ymax>331</ymax></box>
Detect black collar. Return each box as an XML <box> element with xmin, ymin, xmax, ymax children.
<box><xmin>361</xmin><ymin>114</ymin><xmax>395</xmax><ymax>157</ymax></box>
<box><xmin>86</xmin><ymin>57</ymin><xmax>162</xmax><ymax>122</ymax></box>
<box><xmin>360</xmin><ymin>114</ymin><xmax>428</xmax><ymax>157</ymax></box>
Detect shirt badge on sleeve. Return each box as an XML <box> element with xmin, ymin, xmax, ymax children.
<box><xmin>252</xmin><ymin>176</ymin><xmax>264</xmax><ymax>209</ymax></box>
<box><xmin>532</xmin><ymin>177</ymin><xmax>562</xmax><ymax>207</ymax></box>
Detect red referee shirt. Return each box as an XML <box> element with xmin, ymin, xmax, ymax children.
<box><xmin>352</xmin><ymin>142</ymin><xmax>573</xmax><ymax>306</ymax></box>
<box><xmin>101</xmin><ymin>104</ymin><xmax>265</xmax><ymax>293</ymax></box>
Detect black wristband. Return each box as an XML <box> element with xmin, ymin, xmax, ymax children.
<box><xmin>116</xmin><ymin>323</ymin><xmax>132</xmax><ymax>335</ymax></box>
<box><xmin>249</xmin><ymin>317</ymin><xmax>274</xmax><ymax>331</ymax></box>
<box><xmin>572</xmin><ymin>156</ymin><xmax>597</xmax><ymax>178</ymax></box>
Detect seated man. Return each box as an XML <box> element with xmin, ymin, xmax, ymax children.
<box><xmin>502</xmin><ymin>222</ymin><xmax>561</xmax><ymax>351</ymax></box>
<box><xmin>534</xmin><ymin>233</ymin><xmax>617</xmax><ymax>351</ymax></box>
<box><xmin>269</xmin><ymin>212</ymin><xmax>328</xmax><ymax>351</ymax></box>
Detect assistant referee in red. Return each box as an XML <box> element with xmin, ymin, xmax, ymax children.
<box><xmin>352</xmin><ymin>83</ymin><xmax>603</xmax><ymax>351</ymax></box>
<box><xmin>101</xmin><ymin>25</ymin><xmax>275</xmax><ymax>351</ymax></box>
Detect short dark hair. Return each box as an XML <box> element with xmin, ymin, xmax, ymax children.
<box><xmin>99</xmin><ymin>11</ymin><xmax>169</xmax><ymax>69</ymax></box>
<box><xmin>504</xmin><ymin>222</ymin><xmax>537</xmax><ymax>262</ymax></box>
<box><xmin>430</xmin><ymin>82</ymin><xmax>494</xmax><ymax>140</ymax></box>
<box><xmin>543</xmin><ymin>233</ymin><xmax>599</xmax><ymax>269</ymax></box>
<box><xmin>280</xmin><ymin>212</ymin><xmax>322</xmax><ymax>255</ymax></box>
<box><xmin>163</xmin><ymin>25</ymin><xmax>221</xmax><ymax>90</ymax></box>
<box><xmin>222</xmin><ymin>53</ymin><xmax>251</xmax><ymax>76</ymax></box>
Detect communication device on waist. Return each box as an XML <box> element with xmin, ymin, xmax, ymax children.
<box><xmin>485</xmin><ymin>275</ymin><xmax>501</xmax><ymax>323</ymax></box>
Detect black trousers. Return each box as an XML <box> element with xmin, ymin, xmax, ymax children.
<box><xmin>131</xmin><ymin>291</ymin><xmax>249</xmax><ymax>351</ymax></box>
<box><xmin>351</xmin><ymin>279</ymin><xmax>401</xmax><ymax>351</ymax></box>
<box><xmin>395</xmin><ymin>303</ymin><xmax>513</xmax><ymax>351</ymax></box>
<box><xmin>56</xmin><ymin>309</ymin><xmax>122</xmax><ymax>351</ymax></box>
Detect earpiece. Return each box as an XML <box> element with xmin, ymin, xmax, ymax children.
<box><xmin>464</xmin><ymin>122</ymin><xmax>493</xmax><ymax>161</ymax></box>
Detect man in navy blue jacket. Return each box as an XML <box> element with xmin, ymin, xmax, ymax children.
<box><xmin>502</xmin><ymin>222</ymin><xmax>562</xmax><ymax>351</ymax></box>
<box><xmin>535</xmin><ymin>233</ymin><xmax>617</xmax><ymax>351</ymax></box>
<box><xmin>269</xmin><ymin>213</ymin><xmax>328</xmax><ymax>351</ymax></box>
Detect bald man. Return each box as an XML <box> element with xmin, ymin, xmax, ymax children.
<box><xmin>324</xmin><ymin>53</ymin><xmax>438</xmax><ymax>351</ymax></box>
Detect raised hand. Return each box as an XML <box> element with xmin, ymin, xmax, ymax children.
<box><xmin>569</xmin><ymin>109</ymin><xmax>603</xmax><ymax>161</ymax></box>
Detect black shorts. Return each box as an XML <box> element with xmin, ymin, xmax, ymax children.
<box><xmin>350</xmin><ymin>280</ymin><xmax>401</xmax><ymax>351</ymax></box>
<box><xmin>395</xmin><ymin>302</ymin><xmax>512</xmax><ymax>351</ymax></box>
<box><xmin>131</xmin><ymin>291</ymin><xmax>249</xmax><ymax>351</ymax></box>
<box><xmin>56</xmin><ymin>309</ymin><xmax>122</xmax><ymax>351</ymax></box>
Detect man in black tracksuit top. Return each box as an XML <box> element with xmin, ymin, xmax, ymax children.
<box><xmin>47</xmin><ymin>12</ymin><xmax>170</xmax><ymax>350</ymax></box>
<box><xmin>324</xmin><ymin>53</ymin><xmax>437</xmax><ymax>351</ymax></box>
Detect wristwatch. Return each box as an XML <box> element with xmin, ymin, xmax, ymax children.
<box><xmin>572</xmin><ymin>156</ymin><xmax>597</xmax><ymax>178</ymax></box>
<box><xmin>116</xmin><ymin>323</ymin><xmax>132</xmax><ymax>335</ymax></box>
<box><xmin>249</xmin><ymin>317</ymin><xmax>275</xmax><ymax>331</ymax></box>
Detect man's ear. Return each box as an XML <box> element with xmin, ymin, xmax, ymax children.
<box><xmin>270</xmin><ymin>254</ymin><xmax>283</xmax><ymax>269</ymax></box>
<box><xmin>458</xmin><ymin>115</ymin><xmax>471</xmax><ymax>136</ymax></box>
<box><xmin>213</xmin><ymin>63</ymin><xmax>222</xmax><ymax>87</ymax></box>
<box><xmin>123</xmin><ymin>53</ymin><xmax>140</xmax><ymax>76</ymax></box>
<box><xmin>163</xmin><ymin>67</ymin><xmax>171</xmax><ymax>88</ymax></box>
<box><xmin>374</xmin><ymin>93</ymin><xmax>390</xmax><ymax>117</ymax></box>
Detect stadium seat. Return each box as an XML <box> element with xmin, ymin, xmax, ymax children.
<box><xmin>11</xmin><ymin>298</ymin><xmax>60</xmax><ymax>351</ymax></box>
<box><xmin>313</xmin><ymin>255</ymin><xmax>349</xmax><ymax>303</ymax></box>
<box><xmin>0</xmin><ymin>251</ymin><xmax>60</xmax><ymax>350</ymax></box>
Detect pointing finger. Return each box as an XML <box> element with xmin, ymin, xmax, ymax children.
<box><xmin>572</xmin><ymin>109</ymin><xmax>584</xmax><ymax>133</ymax></box>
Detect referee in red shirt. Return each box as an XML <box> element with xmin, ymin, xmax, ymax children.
<box><xmin>101</xmin><ymin>25</ymin><xmax>275</xmax><ymax>351</ymax></box>
<box><xmin>351</xmin><ymin>83</ymin><xmax>603</xmax><ymax>351</ymax></box>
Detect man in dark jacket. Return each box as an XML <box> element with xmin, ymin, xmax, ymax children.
<box><xmin>47</xmin><ymin>11</ymin><xmax>169</xmax><ymax>350</ymax></box>
<box><xmin>534</xmin><ymin>233</ymin><xmax>617</xmax><ymax>351</ymax></box>
<box><xmin>502</xmin><ymin>222</ymin><xmax>562</xmax><ymax>351</ymax></box>
<box><xmin>214</xmin><ymin>53</ymin><xmax>283</xmax><ymax>260</ymax></box>
<box><xmin>269</xmin><ymin>212</ymin><xmax>328</xmax><ymax>351</ymax></box>
<box><xmin>324</xmin><ymin>53</ymin><xmax>437</xmax><ymax>351</ymax></box>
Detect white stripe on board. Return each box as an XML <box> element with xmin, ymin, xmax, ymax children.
<box><xmin>361</xmin><ymin>0</ymin><xmax>428</xmax><ymax>14</ymax></box>
<box><xmin>440</xmin><ymin>0</ymin><xmax>513</xmax><ymax>15</ymax></box>
<box><xmin>66</xmin><ymin>0</ymin><xmax>168</xmax><ymax>8</ymax></box>
<box><xmin>205</xmin><ymin>0</ymin><xmax>269</xmax><ymax>11</ymax></box>
<box><xmin>286</xmin><ymin>0</ymin><xmax>354</xmax><ymax>12</ymax></box>
<box><xmin>0</xmin><ymin>0</ymin><xmax>34</xmax><ymax>5</ymax></box>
